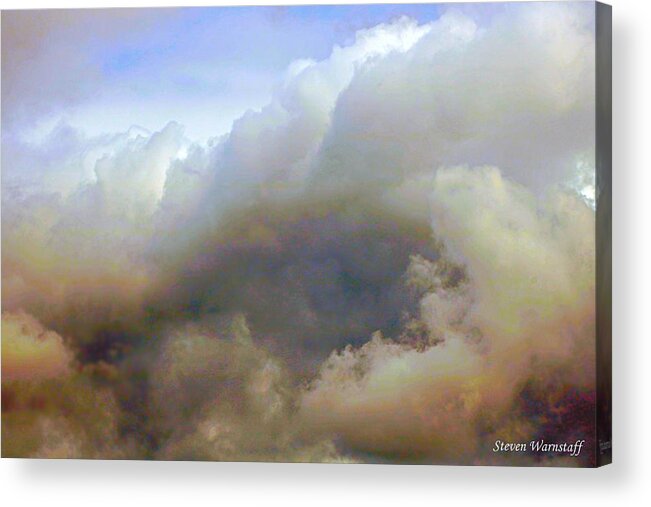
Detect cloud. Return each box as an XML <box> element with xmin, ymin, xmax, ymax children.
<box><xmin>2</xmin><ymin>3</ymin><xmax>597</xmax><ymax>463</ymax></box>
<box><xmin>148</xmin><ymin>315</ymin><xmax>352</xmax><ymax>462</ymax></box>
<box><xmin>1</xmin><ymin>312</ymin><xmax>138</xmax><ymax>459</ymax></box>
<box><xmin>311</xmin><ymin>5</ymin><xmax>595</xmax><ymax>193</ymax></box>
<box><xmin>299</xmin><ymin>167</ymin><xmax>595</xmax><ymax>465</ymax></box>
<box><xmin>2</xmin><ymin>311</ymin><xmax>72</xmax><ymax>382</ymax></box>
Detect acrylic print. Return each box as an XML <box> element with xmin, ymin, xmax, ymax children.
<box><xmin>1</xmin><ymin>2</ymin><xmax>612</xmax><ymax>466</ymax></box>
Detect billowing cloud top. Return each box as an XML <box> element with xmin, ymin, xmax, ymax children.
<box><xmin>2</xmin><ymin>2</ymin><xmax>597</xmax><ymax>465</ymax></box>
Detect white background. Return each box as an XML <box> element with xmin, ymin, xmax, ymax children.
<box><xmin>0</xmin><ymin>0</ymin><xmax>649</xmax><ymax>505</ymax></box>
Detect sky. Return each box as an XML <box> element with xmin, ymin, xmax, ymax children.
<box><xmin>1</xmin><ymin>2</ymin><xmax>600</xmax><ymax>464</ymax></box>
<box><xmin>2</xmin><ymin>4</ymin><xmax>458</xmax><ymax>142</ymax></box>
